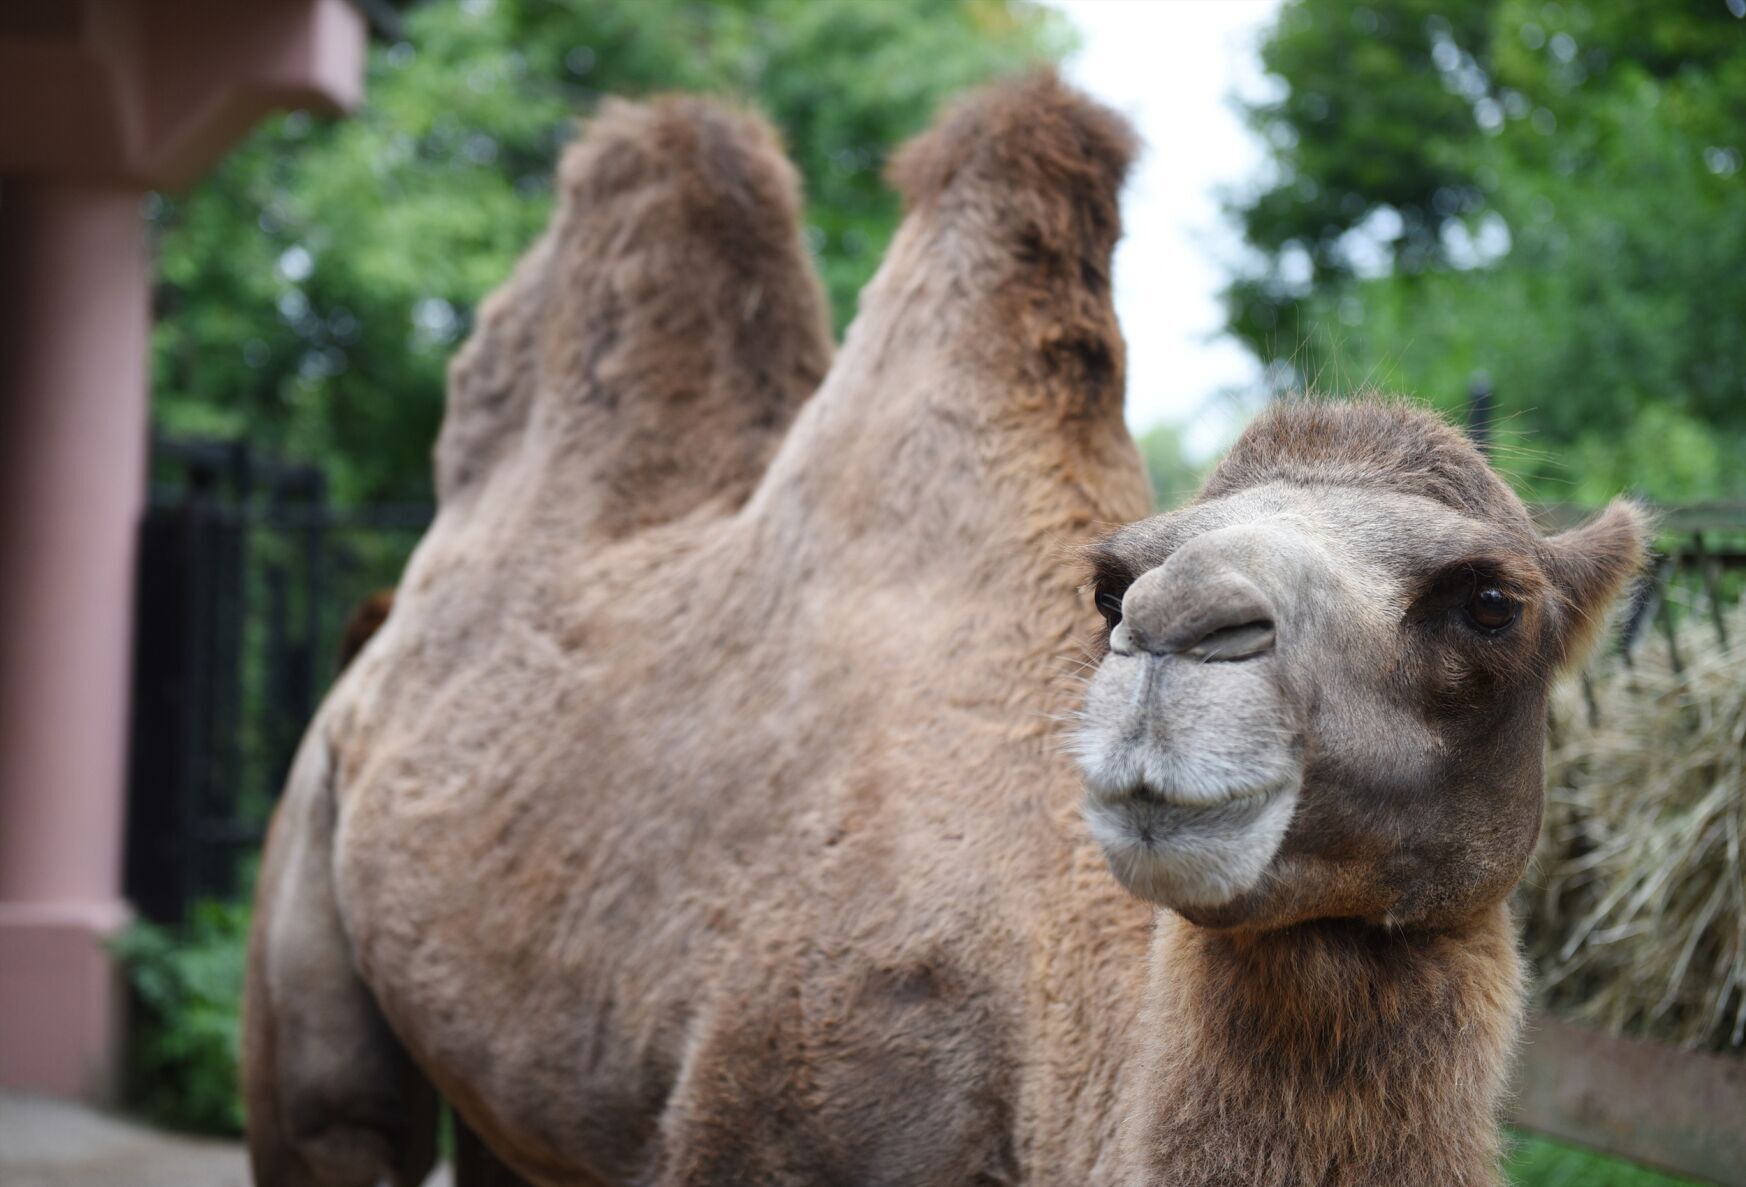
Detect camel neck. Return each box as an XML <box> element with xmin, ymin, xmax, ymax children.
<box><xmin>1126</xmin><ymin>905</ymin><xmax>1523</xmax><ymax>1187</ymax></box>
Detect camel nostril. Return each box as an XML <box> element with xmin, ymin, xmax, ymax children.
<box><xmin>1181</xmin><ymin>619</ymin><xmax>1276</xmax><ymax>661</ymax></box>
<box><xmin>1118</xmin><ymin>560</ymin><xmax>1279</xmax><ymax>660</ymax></box>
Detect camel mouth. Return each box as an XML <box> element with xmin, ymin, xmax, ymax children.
<box><xmin>1093</xmin><ymin>775</ymin><xmax>1295</xmax><ymax>813</ymax></box>
<box><xmin>1080</xmin><ymin>774</ymin><xmax>1300</xmax><ymax>910</ymax></box>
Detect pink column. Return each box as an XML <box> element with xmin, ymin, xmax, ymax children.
<box><xmin>0</xmin><ymin>179</ymin><xmax>150</xmax><ymax>1101</ymax></box>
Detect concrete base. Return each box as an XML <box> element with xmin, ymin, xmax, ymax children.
<box><xmin>0</xmin><ymin>1093</ymin><xmax>455</xmax><ymax>1187</ymax></box>
<box><xmin>0</xmin><ymin>1092</ymin><xmax>250</xmax><ymax>1187</ymax></box>
<box><xmin>0</xmin><ymin>902</ymin><xmax>131</xmax><ymax>1101</ymax></box>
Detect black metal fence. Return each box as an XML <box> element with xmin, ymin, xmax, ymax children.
<box><xmin>119</xmin><ymin>434</ymin><xmax>1746</xmax><ymax>924</ymax></box>
<box><xmin>1465</xmin><ymin>380</ymin><xmax>1746</xmax><ymax>659</ymax></box>
<box><xmin>1621</xmin><ymin>504</ymin><xmax>1746</xmax><ymax>661</ymax></box>
<box><xmin>124</xmin><ymin>436</ymin><xmax>431</xmax><ymax>922</ymax></box>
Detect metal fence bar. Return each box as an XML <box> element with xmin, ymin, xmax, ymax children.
<box><xmin>1690</xmin><ymin>532</ymin><xmax>1730</xmax><ymax>647</ymax></box>
<box><xmin>125</xmin><ymin>435</ymin><xmax>433</xmax><ymax>922</ymax></box>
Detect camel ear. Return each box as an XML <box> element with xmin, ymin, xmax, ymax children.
<box><xmin>1539</xmin><ymin>499</ymin><xmax>1651</xmax><ymax>670</ymax></box>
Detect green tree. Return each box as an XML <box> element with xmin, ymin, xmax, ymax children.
<box><xmin>1226</xmin><ymin>0</ymin><xmax>1746</xmax><ymax>502</ymax></box>
<box><xmin>150</xmin><ymin>0</ymin><xmax>1068</xmax><ymax>504</ymax></box>
<box><xmin>1136</xmin><ymin>422</ymin><xmax>1208</xmax><ymax>510</ymax></box>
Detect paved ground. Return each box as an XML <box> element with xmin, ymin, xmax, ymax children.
<box><xmin>0</xmin><ymin>1095</ymin><xmax>453</xmax><ymax>1187</ymax></box>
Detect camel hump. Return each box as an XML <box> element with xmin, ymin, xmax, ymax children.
<box><xmin>556</xmin><ymin>94</ymin><xmax>806</xmax><ymax>240</ymax></box>
<box><xmin>795</xmin><ymin>71</ymin><xmax>1141</xmax><ymax>435</ymax></box>
<box><xmin>733</xmin><ymin>74</ymin><xmax>1148</xmax><ymax>572</ymax></box>
<box><xmin>435</xmin><ymin>94</ymin><xmax>833</xmax><ymax>536</ymax></box>
<box><xmin>886</xmin><ymin>70</ymin><xmax>1137</xmax><ymax>289</ymax></box>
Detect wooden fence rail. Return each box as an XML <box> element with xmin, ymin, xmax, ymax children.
<box><xmin>1511</xmin><ymin>1014</ymin><xmax>1746</xmax><ymax>1186</ymax></box>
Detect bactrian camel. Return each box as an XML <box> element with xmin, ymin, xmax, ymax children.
<box><xmin>244</xmin><ymin>74</ymin><xmax>1646</xmax><ymax>1187</ymax></box>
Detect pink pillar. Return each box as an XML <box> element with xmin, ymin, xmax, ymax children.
<box><xmin>0</xmin><ymin>0</ymin><xmax>366</xmax><ymax>1102</ymax></box>
<box><xmin>0</xmin><ymin>179</ymin><xmax>150</xmax><ymax>1101</ymax></box>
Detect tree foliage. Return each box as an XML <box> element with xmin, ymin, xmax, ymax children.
<box><xmin>1227</xmin><ymin>0</ymin><xmax>1746</xmax><ymax>502</ymax></box>
<box><xmin>151</xmin><ymin>0</ymin><xmax>1067</xmax><ymax>503</ymax></box>
<box><xmin>1136</xmin><ymin>422</ymin><xmax>1209</xmax><ymax>510</ymax></box>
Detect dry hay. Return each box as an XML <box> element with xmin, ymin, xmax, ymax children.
<box><xmin>1523</xmin><ymin>596</ymin><xmax>1746</xmax><ymax>1052</ymax></box>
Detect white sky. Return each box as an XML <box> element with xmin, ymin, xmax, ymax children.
<box><xmin>1045</xmin><ymin>0</ymin><xmax>1284</xmax><ymax>457</ymax></box>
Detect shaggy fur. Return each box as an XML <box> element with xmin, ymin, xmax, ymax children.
<box><xmin>1200</xmin><ymin>397</ymin><xmax>1531</xmax><ymax>523</ymax></box>
<box><xmin>1138</xmin><ymin>912</ymin><xmax>1523</xmax><ymax>1187</ymax></box>
<box><xmin>243</xmin><ymin>74</ymin><xmax>1645</xmax><ymax>1187</ymax></box>
<box><xmin>434</xmin><ymin>95</ymin><xmax>833</xmax><ymax>531</ymax></box>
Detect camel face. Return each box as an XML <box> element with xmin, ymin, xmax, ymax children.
<box><xmin>1076</xmin><ymin>401</ymin><xmax>1644</xmax><ymax>931</ymax></box>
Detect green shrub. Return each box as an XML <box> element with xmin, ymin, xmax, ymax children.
<box><xmin>110</xmin><ymin>899</ymin><xmax>252</xmax><ymax>1135</ymax></box>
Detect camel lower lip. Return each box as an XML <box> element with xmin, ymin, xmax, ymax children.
<box><xmin>1111</xmin><ymin>778</ymin><xmax>1291</xmax><ymax>811</ymax></box>
<box><xmin>1083</xmin><ymin>780</ymin><xmax>1297</xmax><ymax>856</ymax></box>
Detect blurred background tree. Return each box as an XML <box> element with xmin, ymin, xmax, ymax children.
<box><xmin>1135</xmin><ymin>422</ymin><xmax>1209</xmax><ymax>509</ymax></box>
<box><xmin>1226</xmin><ymin>0</ymin><xmax>1746</xmax><ymax>504</ymax></box>
<box><xmin>149</xmin><ymin>0</ymin><xmax>1068</xmax><ymax>505</ymax></box>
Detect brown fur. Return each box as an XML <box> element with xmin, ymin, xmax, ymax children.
<box><xmin>1139</xmin><ymin>910</ymin><xmax>1523</xmax><ymax>1187</ymax></box>
<box><xmin>1201</xmin><ymin>396</ymin><xmax>1531</xmax><ymax>524</ymax></box>
<box><xmin>244</xmin><ymin>74</ymin><xmax>1644</xmax><ymax>1187</ymax></box>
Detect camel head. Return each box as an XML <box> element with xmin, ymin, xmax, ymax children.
<box><xmin>1075</xmin><ymin>400</ymin><xmax>1645</xmax><ymax>931</ymax></box>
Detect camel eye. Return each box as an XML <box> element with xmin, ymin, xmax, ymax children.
<box><xmin>1095</xmin><ymin>586</ymin><xmax>1126</xmax><ymax>627</ymax></box>
<box><xmin>1464</xmin><ymin>587</ymin><xmax>1519</xmax><ymax>633</ymax></box>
